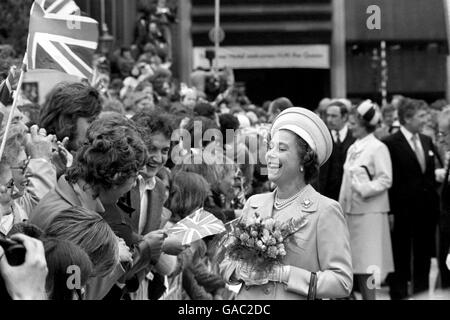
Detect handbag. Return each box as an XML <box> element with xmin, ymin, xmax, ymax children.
<box><xmin>307</xmin><ymin>272</ymin><xmax>318</xmax><ymax>300</ymax></box>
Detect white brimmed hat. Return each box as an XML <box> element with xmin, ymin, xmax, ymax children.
<box><xmin>271</xmin><ymin>107</ymin><xmax>333</xmax><ymax>166</ymax></box>
<box><xmin>357</xmin><ymin>100</ymin><xmax>381</xmax><ymax>126</ymax></box>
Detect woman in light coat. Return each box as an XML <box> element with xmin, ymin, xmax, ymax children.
<box><xmin>219</xmin><ymin>107</ymin><xmax>353</xmax><ymax>300</ymax></box>
<box><xmin>339</xmin><ymin>100</ymin><xmax>394</xmax><ymax>300</ymax></box>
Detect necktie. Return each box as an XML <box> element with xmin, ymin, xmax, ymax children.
<box><xmin>411</xmin><ymin>135</ymin><xmax>426</xmax><ymax>173</ymax></box>
<box><xmin>335</xmin><ymin>130</ymin><xmax>341</xmax><ymax>146</ymax></box>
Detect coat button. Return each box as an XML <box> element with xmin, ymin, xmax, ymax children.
<box><xmin>264</xmin><ymin>287</ymin><xmax>271</xmax><ymax>295</ymax></box>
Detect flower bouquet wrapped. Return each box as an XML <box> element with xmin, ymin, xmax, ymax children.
<box><xmin>224</xmin><ymin>212</ymin><xmax>307</xmax><ymax>273</ymax></box>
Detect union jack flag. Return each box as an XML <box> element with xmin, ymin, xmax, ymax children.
<box><xmin>26</xmin><ymin>0</ymin><xmax>99</xmax><ymax>79</ymax></box>
<box><xmin>168</xmin><ymin>208</ymin><xmax>226</xmax><ymax>245</ymax></box>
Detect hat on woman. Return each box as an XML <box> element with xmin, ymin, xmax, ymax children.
<box><xmin>356</xmin><ymin>100</ymin><xmax>381</xmax><ymax>126</ymax></box>
<box><xmin>271</xmin><ymin>107</ymin><xmax>333</xmax><ymax>166</ymax></box>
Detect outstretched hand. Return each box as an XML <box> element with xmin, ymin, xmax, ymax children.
<box><xmin>162</xmin><ymin>234</ymin><xmax>189</xmax><ymax>256</ymax></box>
<box><xmin>51</xmin><ymin>137</ymin><xmax>74</xmax><ymax>169</ymax></box>
<box><xmin>143</xmin><ymin>230</ymin><xmax>168</xmax><ymax>262</ymax></box>
<box><xmin>117</xmin><ymin>237</ymin><xmax>133</xmax><ymax>264</ymax></box>
<box><xmin>25</xmin><ymin>125</ymin><xmax>55</xmax><ymax>162</ymax></box>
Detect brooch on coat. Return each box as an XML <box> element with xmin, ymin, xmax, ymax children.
<box><xmin>302</xmin><ymin>199</ymin><xmax>312</xmax><ymax>209</ymax></box>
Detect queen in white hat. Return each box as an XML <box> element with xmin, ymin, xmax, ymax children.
<box><xmin>219</xmin><ymin>107</ymin><xmax>353</xmax><ymax>300</ymax></box>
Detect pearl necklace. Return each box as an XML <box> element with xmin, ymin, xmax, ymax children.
<box><xmin>274</xmin><ymin>187</ymin><xmax>307</xmax><ymax>210</ymax></box>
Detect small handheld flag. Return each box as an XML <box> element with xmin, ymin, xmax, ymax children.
<box><xmin>168</xmin><ymin>208</ymin><xmax>226</xmax><ymax>245</ymax></box>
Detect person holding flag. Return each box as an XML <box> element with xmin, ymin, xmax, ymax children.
<box><xmin>1</xmin><ymin>0</ymin><xmax>100</xmax><ymax>163</ymax></box>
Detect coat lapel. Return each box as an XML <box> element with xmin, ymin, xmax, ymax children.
<box><xmin>129</xmin><ymin>185</ymin><xmax>141</xmax><ymax>233</ymax></box>
<box><xmin>396</xmin><ymin>131</ymin><xmax>423</xmax><ymax>173</ymax></box>
<box><xmin>55</xmin><ymin>176</ymin><xmax>83</xmax><ymax>207</ymax></box>
<box><xmin>142</xmin><ymin>179</ymin><xmax>164</xmax><ymax>234</ymax></box>
<box><xmin>419</xmin><ymin>134</ymin><xmax>431</xmax><ymax>171</ymax></box>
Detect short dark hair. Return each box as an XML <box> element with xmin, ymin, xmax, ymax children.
<box><xmin>270</xmin><ymin>97</ymin><xmax>293</xmax><ymax>114</ymax></box>
<box><xmin>193</xmin><ymin>102</ymin><xmax>216</xmax><ymax>121</ymax></box>
<box><xmin>397</xmin><ymin>98</ymin><xmax>428</xmax><ymax>125</ymax></box>
<box><xmin>327</xmin><ymin>101</ymin><xmax>349</xmax><ymax>118</ymax></box>
<box><xmin>168</xmin><ymin>171</ymin><xmax>210</xmax><ymax>220</ymax></box>
<box><xmin>67</xmin><ymin>113</ymin><xmax>146</xmax><ymax>191</ymax></box>
<box><xmin>39</xmin><ymin>82</ymin><xmax>102</xmax><ymax>151</ymax></box>
<box><xmin>219</xmin><ymin>114</ymin><xmax>240</xmax><ymax>139</ymax></box>
<box><xmin>132</xmin><ymin>109</ymin><xmax>174</xmax><ymax>142</ymax></box>
<box><xmin>294</xmin><ymin>135</ymin><xmax>319</xmax><ymax>184</ymax></box>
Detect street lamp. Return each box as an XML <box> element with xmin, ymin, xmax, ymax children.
<box><xmin>98</xmin><ymin>0</ymin><xmax>114</xmax><ymax>55</ymax></box>
<box><xmin>99</xmin><ymin>23</ymin><xmax>114</xmax><ymax>55</ymax></box>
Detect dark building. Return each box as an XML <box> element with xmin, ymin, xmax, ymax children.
<box><xmin>346</xmin><ymin>0</ymin><xmax>448</xmax><ymax>103</ymax></box>
<box><xmin>79</xmin><ymin>0</ymin><xmax>450</xmax><ymax>105</ymax></box>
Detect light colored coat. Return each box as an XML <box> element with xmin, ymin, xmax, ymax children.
<box><xmin>16</xmin><ymin>159</ymin><xmax>57</xmax><ymax>216</ymax></box>
<box><xmin>339</xmin><ymin>134</ymin><xmax>392</xmax><ymax>214</ymax></box>
<box><xmin>219</xmin><ymin>185</ymin><xmax>353</xmax><ymax>300</ymax></box>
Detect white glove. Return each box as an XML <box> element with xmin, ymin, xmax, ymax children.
<box><xmin>267</xmin><ymin>265</ymin><xmax>291</xmax><ymax>284</ymax></box>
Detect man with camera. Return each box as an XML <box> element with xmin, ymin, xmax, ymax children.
<box><xmin>0</xmin><ymin>233</ymin><xmax>47</xmax><ymax>300</ymax></box>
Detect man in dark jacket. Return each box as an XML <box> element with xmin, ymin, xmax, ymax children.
<box><xmin>383</xmin><ymin>98</ymin><xmax>440</xmax><ymax>300</ymax></box>
<box><xmin>319</xmin><ymin>101</ymin><xmax>355</xmax><ymax>201</ymax></box>
<box><xmin>124</xmin><ymin>110</ymin><xmax>187</xmax><ymax>300</ymax></box>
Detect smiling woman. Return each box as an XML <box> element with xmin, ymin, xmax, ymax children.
<box><xmin>266</xmin><ymin>131</ymin><xmax>319</xmax><ymax>188</ymax></box>
<box><xmin>219</xmin><ymin>107</ymin><xmax>353</xmax><ymax>300</ymax></box>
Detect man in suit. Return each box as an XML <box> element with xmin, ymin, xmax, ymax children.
<box><xmin>383</xmin><ymin>98</ymin><xmax>440</xmax><ymax>299</ymax></box>
<box><xmin>319</xmin><ymin>101</ymin><xmax>355</xmax><ymax>201</ymax></box>
<box><xmin>436</xmin><ymin>108</ymin><xmax>450</xmax><ymax>273</ymax></box>
<box><xmin>126</xmin><ymin>110</ymin><xmax>186</xmax><ymax>300</ymax></box>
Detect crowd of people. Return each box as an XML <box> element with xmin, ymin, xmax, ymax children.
<box><xmin>0</xmin><ymin>11</ymin><xmax>450</xmax><ymax>300</ymax></box>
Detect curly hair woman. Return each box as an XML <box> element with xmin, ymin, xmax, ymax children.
<box><xmin>29</xmin><ymin>113</ymin><xmax>151</xmax><ymax>299</ymax></box>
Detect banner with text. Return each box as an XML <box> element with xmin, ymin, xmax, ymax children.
<box><xmin>193</xmin><ymin>45</ymin><xmax>330</xmax><ymax>69</ymax></box>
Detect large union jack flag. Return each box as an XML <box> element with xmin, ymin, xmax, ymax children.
<box><xmin>26</xmin><ymin>0</ymin><xmax>99</xmax><ymax>79</ymax></box>
<box><xmin>168</xmin><ymin>208</ymin><xmax>226</xmax><ymax>245</ymax></box>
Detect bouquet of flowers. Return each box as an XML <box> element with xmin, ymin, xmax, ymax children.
<box><xmin>225</xmin><ymin>213</ymin><xmax>307</xmax><ymax>273</ymax></box>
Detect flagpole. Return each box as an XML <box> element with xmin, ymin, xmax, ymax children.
<box><xmin>0</xmin><ymin>65</ymin><xmax>26</xmax><ymax>162</ymax></box>
<box><xmin>444</xmin><ymin>0</ymin><xmax>450</xmax><ymax>102</ymax></box>
<box><xmin>214</xmin><ymin>0</ymin><xmax>220</xmax><ymax>73</ymax></box>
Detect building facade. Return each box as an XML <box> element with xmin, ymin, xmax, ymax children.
<box><xmin>79</xmin><ymin>0</ymin><xmax>449</xmax><ymax>106</ymax></box>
